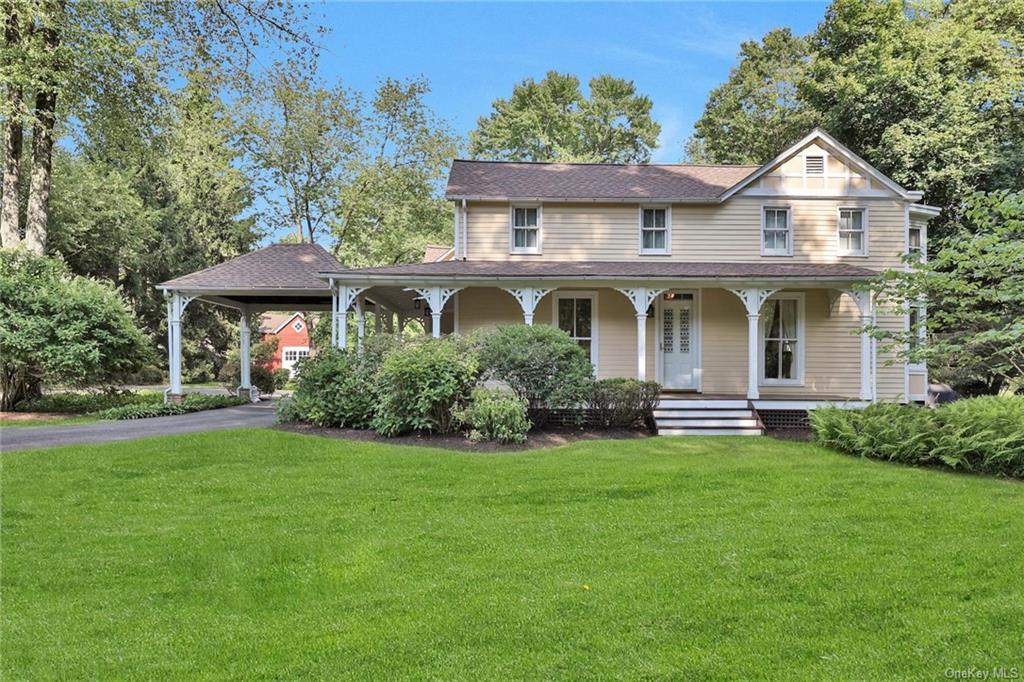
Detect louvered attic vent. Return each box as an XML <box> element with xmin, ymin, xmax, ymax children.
<box><xmin>805</xmin><ymin>155</ymin><xmax>825</xmax><ymax>175</ymax></box>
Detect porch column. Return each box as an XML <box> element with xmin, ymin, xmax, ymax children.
<box><xmin>330</xmin><ymin>282</ymin><xmax>338</xmax><ymax>347</ymax></box>
<box><xmin>374</xmin><ymin>303</ymin><xmax>383</xmax><ymax>334</ymax></box>
<box><xmin>165</xmin><ymin>291</ymin><xmax>193</xmax><ymax>402</ymax></box>
<box><xmin>849</xmin><ymin>290</ymin><xmax>875</xmax><ymax>401</ymax></box>
<box><xmin>333</xmin><ymin>285</ymin><xmax>368</xmax><ymax>350</ymax></box>
<box><xmin>355</xmin><ymin>295</ymin><xmax>366</xmax><ymax>352</ymax></box>
<box><xmin>406</xmin><ymin>286</ymin><xmax>463</xmax><ymax>339</ymax></box>
<box><xmin>614</xmin><ymin>287</ymin><xmax>666</xmax><ymax>381</ymax></box>
<box><xmin>239</xmin><ymin>310</ymin><xmax>252</xmax><ymax>396</ymax></box>
<box><xmin>727</xmin><ymin>288</ymin><xmax>778</xmax><ymax>401</ymax></box>
<box><xmin>502</xmin><ymin>287</ymin><xmax>554</xmax><ymax>326</ymax></box>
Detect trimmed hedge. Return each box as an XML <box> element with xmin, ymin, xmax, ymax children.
<box><xmin>811</xmin><ymin>396</ymin><xmax>1024</xmax><ymax>478</ymax></box>
<box><xmin>590</xmin><ymin>378</ymin><xmax>660</xmax><ymax>429</ymax></box>
<box><xmin>458</xmin><ymin>388</ymin><xmax>530</xmax><ymax>444</ymax></box>
<box><xmin>16</xmin><ymin>390</ymin><xmax>162</xmax><ymax>414</ymax></box>
<box><xmin>99</xmin><ymin>394</ymin><xmax>247</xmax><ymax>420</ymax></box>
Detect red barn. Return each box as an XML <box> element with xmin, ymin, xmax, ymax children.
<box><xmin>259</xmin><ymin>312</ymin><xmax>311</xmax><ymax>376</ymax></box>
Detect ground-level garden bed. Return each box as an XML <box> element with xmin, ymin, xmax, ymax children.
<box><xmin>3</xmin><ymin>429</ymin><xmax>1021</xmax><ymax>679</ymax></box>
<box><xmin>3</xmin><ymin>390</ymin><xmax>249</xmax><ymax>427</ymax></box>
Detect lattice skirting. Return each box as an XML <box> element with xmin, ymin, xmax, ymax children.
<box><xmin>757</xmin><ymin>409</ymin><xmax>811</xmax><ymax>431</ymax></box>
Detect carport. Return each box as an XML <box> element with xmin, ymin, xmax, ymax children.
<box><xmin>155</xmin><ymin>243</ymin><xmax>424</xmax><ymax>402</ymax></box>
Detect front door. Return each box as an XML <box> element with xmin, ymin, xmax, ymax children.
<box><xmin>660</xmin><ymin>295</ymin><xmax>696</xmax><ymax>389</ymax></box>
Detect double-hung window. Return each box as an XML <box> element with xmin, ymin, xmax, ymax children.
<box><xmin>555</xmin><ymin>293</ymin><xmax>597</xmax><ymax>366</ymax></box>
<box><xmin>908</xmin><ymin>226</ymin><xmax>923</xmax><ymax>259</ymax></box>
<box><xmin>510</xmin><ymin>205</ymin><xmax>541</xmax><ymax>254</ymax></box>
<box><xmin>762</xmin><ymin>207</ymin><xmax>792</xmax><ymax>256</ymax></box>
<box><xmin>838</xmin><ymin>208</ymin><xmax>867</xmax><ymax>256</ymax></box>
<box><xmin>640</xmin><ymin>206</ymin><xmax>670</xmax><ymax>255</ymax></box>
<box><xmin>761</xmin><ymin>294</ymin><xmax>803</xmax><ymax>384</ymax></box>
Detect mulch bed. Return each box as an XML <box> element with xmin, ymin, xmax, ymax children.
<box><xmin>275</xmin><ymin>423</ymin><xmax>652</xmax><ymax>452</ymax></box>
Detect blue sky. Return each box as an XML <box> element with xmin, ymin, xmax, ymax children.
<box><xmin>311</xmin><ymin>2</ymin><xmax>828</xmax><ymax>162</ymax></box>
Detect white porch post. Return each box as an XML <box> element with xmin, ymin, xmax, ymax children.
<box><xmin>849</xmin><ymin>290</ymin><xmax>875</xmax><ymax>401</ymax></box>
<box><xmin>406</xmin><ymin>286</ymin><xmax>463</xmax><ymax>339</ymax></box>
<box><xmin>333</xmin><ymin>285</ymin><xmax>367</xmax><ymax>350</ymax></box>
<box><xmin>374</xmin><ymin>303</ymin><xmax>383</xmax><ymax>334</ymax></box>
<box><xmin>165</xmin><ymin>291</ymin><xmax>192</xmax><ymax>402</ymax></box>
<box><xmin>355</xmin><ymin>295</ymin><xmax>366</xmax><ymax>352</ymax></box>
<box><xmin>239</xmin><ymin>310</ymin><xmax>252</xmax><ymax>395</ymax></box>
<box><xmin>727</xmin><ymin>288</ymin><xmax>777</xmax><ymax>401</ymax></box>
<box><xmin>502</xmin><ymin>287</ymin><xmax>554</xmax><ymax>326</ymax></box>
<box><xmin>330</xmin><ymin>282</ymin><xmax>338</xmax><ymax>348</ymax></box>
<box><xmin>614</xmin><ymin>287</ymin><xmax>666</xmax><ymax>381</ymax></box>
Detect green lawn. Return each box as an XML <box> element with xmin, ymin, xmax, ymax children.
<box><xmin>1</xmin><ymin>414</ymin><xmax>101</xmax><ymax>428</ymax></box>
<box><xmin>3</xmin><ymin>431</ymin><xmax>1022</xmax><ymax>679</ymax></box>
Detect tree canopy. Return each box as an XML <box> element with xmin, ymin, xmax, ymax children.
<box><xmin>469</xmin><ymin>71</ymin><xmax>661</xmax><ymax>163</ymax></box>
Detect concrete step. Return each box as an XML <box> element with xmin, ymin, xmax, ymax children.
<box><xmin>656</xmin><ymin>399</ymin><xmax>749</xmax><ymax>409</ymax></box>
<box><xmin>656</xmin><ymin>418</ymin><xmax>760</xmax><ymax>428</ymax></box>
<box><xmin>653</xmin><ymin>409</ymin><xmax>754</xmax><ymax>419</ymax></box>
<box><xmin>658</xmin><ymin>428</ymin><xmax>763</xmax><ymax>436</ymax></box>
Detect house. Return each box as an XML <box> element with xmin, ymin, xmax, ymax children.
<box><xmin>158</xmin><ymin>129</ymin><xmax>937</xmax><ymax>433</ymax></box>
<box><xmin>259</xmin><ymin>312</ymin><xmax>311</xmax><ymax>376</ymax></box>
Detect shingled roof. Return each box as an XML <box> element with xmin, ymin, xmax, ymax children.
<box><xmin>445</xmin><ymin>160</ymin><xmax>760</xmax><ymax>201</ymax></box>
<box><xmin>158</xmin><ymin>243</ymin><xmax>343</xmax><ymax>291</ymax></box>
<box><xmin>321</xmin><ymin>260</ymin><xmax>878</xmax><ymax>281</ymax></box>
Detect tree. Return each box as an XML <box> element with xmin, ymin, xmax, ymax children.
<box><xmin>469</xmin><ymin>71</ymin><xmax>660</xmax><ymax>163</ymax></box>
<box><xmin>0</xmin><ymin>250</ymin><xmax>151</xmax><ymax>409</ymax></box>
<box><xmin>869</xmin><ymin>191</ymin><xmax>1024</xmax><ymax>395</ymax></box>
<box><xmin>685</xmin><ymin>29</ymin><xmax>816</xmax><ymax>164</ymax></box>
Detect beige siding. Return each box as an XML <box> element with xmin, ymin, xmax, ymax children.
<box><xmin>457</xmin><ymin>286</ymin><xmax>875</xmax><ymax>397</ymax></box>
<box><xmin>466</xmin><ymin>197</ymin><xmax>907</xmax><ymax>269</ymax></box>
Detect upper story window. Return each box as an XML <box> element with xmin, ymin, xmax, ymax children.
<box><xmin>639</xmin><ymin>206</ymin><xmax>670</xmax><ymax>255</ymax></box>
<box><xmin>908</xmin><ymin>226</ymin><xmax>923</xmax><ymax>259</ymax></box>
<box><xmin>762</xmin><ymin>206</ymin><xmax>792</xmax><ymax>256</ymax></box>
<box><xmin>510</xmin><ymin>205</ymin><xmax>541</xmax><ymax>254</ymax></box>
<box><xmin>804</xmin><ymin>155</ymin><xmax>825</xmax><ymax>176</ymax></box>
<box><xmin>838</xmin><ymin>208</ymin><xmax>867</xmax><ymax>256</ymax></box>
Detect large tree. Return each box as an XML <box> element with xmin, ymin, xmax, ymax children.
<box><xmin>470</xmin><ymin>71</ymin><xmax>660</xmax><ymax>163</ymax></box>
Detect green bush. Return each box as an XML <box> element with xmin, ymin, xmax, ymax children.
<box><xmin>99</xmin><ymin>393</ymin><xmax>247</xmax><ymax>420</ymax></box>
<box><xmin>272</xmin><ymin>367</ymin><xmax>291</xmax><ymax>390</ymax></box>
<box><xmin>16</xmin><ymin>389</ymin><xmax>162</xmax><ymax>414</ymax></box>
<box><xmin>476</xmin><ymin>324</ymin><xmax>593</xmax><ymax>425</ymax></box>
<box><xmin>275</xmin><ymin>395</ymin><xmax>303</xmax><ymax>423</ymax></box>
<box><xmin>811</xmin><ymin>396</ymin><xmax>1024</xmax><ymax>478</ymax></box>
<box><xmin>457</xmin><ymin>388</ymin><xmax>530</xmax><ymax>444</ymax></box>
<box><xmin>372</xmin><ymin>337</ymin><xmax>480</xmax><ymax>436</ymax></box>
<box><xmin>590</xmin><ymin>378</ymin><xmax>661</xmax><ymax>429</ymax></box>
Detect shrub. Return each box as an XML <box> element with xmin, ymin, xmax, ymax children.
<box><xmin>272</xmin><ymin>367</ymin><xmax>291</xmax><ymax>390</ymax></box>
<box><xmin>15</xmin><ymin>389</ymin><xmax>162</xmax><ymax>414</ymax></box>
<box><xmin>811</xmin><ymin>396</ymin><xmax>1024</xmax><ymax>478</ymax></box>
<box><xmin>98</xmin><ymin>393</ymin><xmax>246</xmax><ymax>420</ymax></box>
<box><xmin>457</xmin><ymin>388</ymin><xmax>530</xmax><ymax>444</ymax></box>
<box><xmin>476</xmin><ymin>324</ymin><xmax>593</xmax><ymax>425</ymax></box>
<box><xmin>275</xmin><ymin>395</ymin><xmax>303</xmax><ymax>423</ymax></box>
<box><xmin>372</xmin><ymin>337</ymin><xmax>480</xmax><ymax>436</ymax></box>
<box><xmin>590</xmin><ymin>378</ymin><xmax>661</xmax><ymax>429</ymax></box>
<box><xmin>218</xmin><ymin>361</ymin><xmax>276</xmax><ymax>396</ymax></box>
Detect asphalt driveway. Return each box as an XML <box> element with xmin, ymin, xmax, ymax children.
<box><xmin>1</xmin><ymin>401</ymin><xmax>278</xmax><ymax>452</ymax></box>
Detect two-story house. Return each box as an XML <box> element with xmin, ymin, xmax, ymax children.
<box><xmin>159</xmin><ymin>129</ymin><xmax>936</xmax><ymax>432</ymax></box>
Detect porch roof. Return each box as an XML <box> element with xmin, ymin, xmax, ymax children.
<box><xmin>320</xmin><ymin>259</ymin><xmax>879</xmax><ymax>284</ymax></box>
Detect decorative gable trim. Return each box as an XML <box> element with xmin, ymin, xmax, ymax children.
<box><xmin>717</xmin><ymin>128</ymin><xmax>922</xmax><ymax>203</ymax></box>
<box><xmin>270</xmin><ymin>312</ymin><xmax>305</xmax><ymax>335</ymax></box>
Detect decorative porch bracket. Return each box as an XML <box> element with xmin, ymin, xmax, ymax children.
<box><xmin>842</xmin><ymin>289</ymin><xmax>875</xmax><ymax>401</ymax></box>
<box><xmin>725</xmin><ymin>288</ymin><xmax>779</xmax><ymax>400</ymax></box>
<box><xmin>614</xmin><ymin>287</ymin><xmax>666</xmax><ymax>381</ymax></box>
<box><xmin>405</xmin><ymin>286</ymin><xmax>463</xmax><ymax>338</ymax></box>
<box><xmin>331</xmin><ymin>284</ymin><xmax>368</xmax><ymax>349</ymax></box>
<box><xmin>164</xmin><ymin>291</ymin><xmax>196</xmax><ymax>402</ymax></box>
<box><xmin>502</xmin><ymin>287</ymin><xmax>554</xmax><ymax>325</ymax></box>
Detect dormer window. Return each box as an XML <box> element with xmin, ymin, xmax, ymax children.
<box><xmin>639</xmin><ymin>206</ymin><xmax>670</xmax><ymax>255</ymax></box>
<box><xmin>804</xmin><ymin>155</ymin><xmax>825</xmax><ymax>175</ymax></box>
<box><xmin>510</xmin><ymin>205</ymin><xmax>541</xmax><ymax>254</ymax></box>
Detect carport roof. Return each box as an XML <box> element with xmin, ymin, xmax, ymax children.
<box><xmin>157</xmin><ymin>243</ymin><xmax>343</xmax><ymax>292</ymax></box>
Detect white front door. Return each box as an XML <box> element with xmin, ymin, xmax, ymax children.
<box><xmin>660</xmin><ymin>296</ymin><xmax>696</xmax><ymax>389</ymax></box>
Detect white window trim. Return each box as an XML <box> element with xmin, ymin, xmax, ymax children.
<box><xmin>509</xmin><ymin>203</ymin><xmax>542</xmax><ymax>255</ymax></box>
<box><xmin>837</xmin><ymin>206</ymin><xmax>869</xmax><ymax>257</ymax></box>
<box><xmin>552</xmin><ymin>291</ymin><xmax>599</xmax><ymax>369</ymax></box>
<box><xmin>759</xmin><ymin>292</ymin><xmax>805</xmax><ymax>386</ymax></box>
<box><xmin>760</xmin><ymin>205</ymin><xmax>793</xmax><ymax>257</ymax></box>
<box><xmin>281</xmin><ymin>346</ymin><xmax>310</xmax><ymax>362</ymax></box>
<box><xmin>638</xmin><ymin>204</ymin><xmax>672</xmax><ymax>256</ymax></box>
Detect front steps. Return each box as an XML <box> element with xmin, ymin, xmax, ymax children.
<box><xmin>654</xmin><ymin>397</ymin><xmax>764</xmax><ymax>436</ymax></box>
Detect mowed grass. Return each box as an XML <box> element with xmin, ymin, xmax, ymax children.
<box><xmin>3</xmin><ymin>430</ymin><xmax>1022</xmax><ymax>680</ymax></box>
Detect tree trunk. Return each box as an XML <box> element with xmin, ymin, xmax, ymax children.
<box><xmin>1</xmin><ymin>1</ymin><xmax>23</xmax><ymax>248</ymax></box>
<box><xmin>25</xmin><ymin>1</ymin><xmax>62</xmax><ymax>256</ymax></box>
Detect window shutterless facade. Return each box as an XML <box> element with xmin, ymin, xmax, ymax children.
<box><xmin>510</xmin><ymin>205</ymin><xmax>541</xmax><ymax>254</ymax></box>
<box><xmin>838</xmin><ymin>207</ymin><xmax>867</xmax><ymax>256</ymax></box>
<box><xmin>639</xmin><ymin>206</ymin><xmax>670</xmax><ymax>255</ymax></box>
<box><xmin>761</xmin><ymin>206</ymin><xmax>792</xmax><ymax>256</ymax></box>
<box><xmin>760</xmin><ymin>293</ymin><xmax>804</xmax><ymax>385</ymax></box>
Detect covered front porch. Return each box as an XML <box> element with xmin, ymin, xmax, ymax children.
<box><xmin>321</xmin><ymin>260</ymin><xmax>884</xmax><ymax>405</ymax></box>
